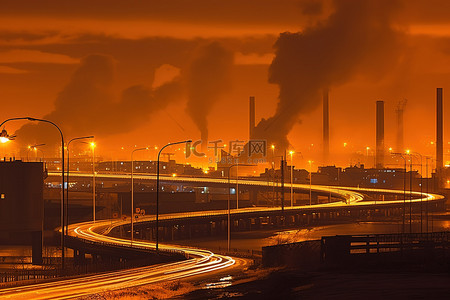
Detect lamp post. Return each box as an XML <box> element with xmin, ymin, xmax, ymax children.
<box><xmin>405</xmin><ymin>150</ymin><xmax>414</xmax><ymax>233</ymax></box>
<box><xmin>271</xmin><ymin>144</ymin><xmax>275</xmax><ymax>204</ymax></box>
<box><xmin>66</xmin><ymin>136</ymin><xmax>94</xmax><ymax>234</ymax></box>
<box><xmin>288</xmin><ymin>151</ymin><xmax>302</xmax><ymax>207</ymax></box>
<box><xmin>0</xmin><ymin>117</ymin><xmax>65</xmax><ymax>268</ymax></box>
<box><xmin>289</xmin><ymin>151</ymin><xmax>294</xmax><ymax>207</ymax></box>
<box><xmin>27</xmin><ymin>143</ymin><xmax>45</xmax><ymax>162</ymax></box>
<box><xmin>131</xmin><ymin>147</ymin><xmax>148</xmax><ymax>246</ymax></box>
<box><xmin>272</xmin><ymin>155</ymin><xmax>286</xmax><ymax>210</ymax></box>
<box><xmin>411</xmin><ymin>151</ymin><xmax>423</xmax><ymax>233</ymax></box>
<box><xmin>309</xmin><ymin>160</ymin><xmax>312</xmax><ymax>205</ymax></box>
<box><xmin>226</xmin><ymin>163</ymin><xmax>252</xmax><ymax>251</ymax></box>
<box><xmin>392</xmin><ymin>152</ymin><xmax>406</xmax><ymax>234</ymax></box>
<box><xmin>236</xmin><ymin>163</ymin><xmax>239</xmax><ymax>210</ymax></box>
<box><xmin>366</xmin><ymin>146</ymin><xmax>370</xmax><ymax>167</ymax></box>
<box><xmin>90</xmin><ymin>142</ymin><xmax>96</xmax><ymax>222</ymax></box>
<box><xmin>425</xmin><ymin>156</ymin><xmax>432</xmax><ymax>233</ymax></box>
<box><xmin>156</xmin><ymin>140</ymin><xmax>191</xmax><ymax>251</ymax></box>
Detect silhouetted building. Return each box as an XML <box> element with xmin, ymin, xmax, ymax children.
<box><xmin>0</xmin><ymin>160</ymin><xmax>44</xmax><ymax>264</ymax></box>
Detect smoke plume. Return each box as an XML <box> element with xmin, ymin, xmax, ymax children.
<box><xmin>184</xmin><ymin>42</ymin><xmax>234</xmax><ymax>146</ymax></box>
<box><xmin>15</xmin><ymin>54</ymin><xmax>182</xmax><ymax>145</ymax></box>
<box><xmin>254</xmin><ymin>0</ymin><xmax>404</xmax><ymax>151</ymax></box>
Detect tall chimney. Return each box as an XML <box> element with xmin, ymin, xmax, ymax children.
<box><xmin>323</xmin><ymin>88</ymin><xmax>329</xmax><ymax>164</ymax></box>
<box><xmin>436</xmin><ymin>88</ymin><xmax>443</xmax><ymax>172</ymax></box>
<box><xmin>376</xmin><ymin>100</ymin><xmax>385</xmax><ymax>168</ymax></box>
<box><xmin>249</xmin><ymin>96</ymin><xmax>255</xmax><ymax>140</ymax></box>
<box><xmin>396</xmin><ymin>100</ymin><xmax>406</xmax><ymax>153</ymax></box>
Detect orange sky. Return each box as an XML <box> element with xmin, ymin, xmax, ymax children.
<box><xmin>1</xmin><ymin>0</ymin><xmax>450</xmax><ymax>171</ymax></box>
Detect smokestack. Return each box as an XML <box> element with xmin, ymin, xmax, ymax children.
<box><xmin>395</xmin><ymin>99</ymin><xmax>407</xmax><ymax>152</ymax></box>
<box><xmin>437</xmin><ymin>88</ymin><xmax>443</xmax><ymax>172</ymax></box>
<box><xmin>323</xmin><ymin>88</ymin><xmax>329</xmax><ymax>164</ymax></box>
<box><xmin>376</xmin><ymin>100</ymin><xmax>384</xmax><ymax>168</ymax></box>
<box><xmin>249</xmin><ymin>96</ymin><xmax>255</xmax><ymax>140</ymax></box>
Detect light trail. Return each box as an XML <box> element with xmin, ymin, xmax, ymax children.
<box><xmin>0</xmin><ymin>220</ymin><xmax>236</xmax><ymax>299</ymax></box>
<box><xmin>1</xmin><ymin>172</ymin><xmax>443</xmax><ymax>299</ymax></box>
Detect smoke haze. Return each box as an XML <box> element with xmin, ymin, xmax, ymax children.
<box><xmin>254</xmin><ymin>0</ymin><xmax>405</xmax><ymax>151</ymax></box>
<box><xmin>184</xmin><ymin>42</ymin><xmax>234</xmax><ymax>145</ymax></box>
<box><xmin>15</xmin><ymin>54</ymin><xmax>183</xmax><ymax>144</ymax></box>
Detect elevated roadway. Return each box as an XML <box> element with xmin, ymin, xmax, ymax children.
<box><xmin>0</xmin><ymin>173</ymin><xmax>444</xmax><ymax>299</ymax></box>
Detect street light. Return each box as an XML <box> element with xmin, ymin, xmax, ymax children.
<box><xmin>27</xmin><ymin>143</ymin><xmax>45</xmax><ymax>162</ymax></box>
<box><xmin>405</xmin><ymin>149</ymin><xmax>415</xmax><ymax>233</ymax></box>
<box><xmin>66</xmin><ymin>136</ymin><xmax>94</xmax><ymax>234</ymax></box>
<box><xmin>289</xmin><ymin>151</ymin><xmax>294</xmax><ymax>207</ymax></box>
<box><xmin>131</xmin><ymin>147</ymin><xmax>148</xmax><ymax>246</ymax></box>
<box><xmin>226</xmin><ymin>163</ymin><xmax>252</xmax><ymax>251</ymax></box>
<box><xmin>308</xmin><ymin>160</ymin><xmax>313</xmax><ymax>206</ymax></box>
<box><xmin>272</xmin><ymin>155</ymin><xmax>286</xmax><ymax>211</ymax></box>
<box><xmin>0</xmin><ymin>128</ymin><xmax>15</xmax><ymax>143</ymax></box>
<box><xmin>391</xmin><ymin>152</ymin><xmax>406</xmax><ymax>234</ymax></box>
<box><xmin>156</xmin><ymin>140</ymin><xmax>191</xmax><ymax>251</ymax></box>
<box><xmin>90</xmin><ymin>142</ymin><xmax>96</xmax><ymax>222</ymax></box>
<box><xmin>288</xmin><ymin>151</ymin><xmax>302</xmax><ymax>207</ymax></box>
<box><xmin>0</xmin><ymin>117</ymin><xmax>65</xmax><ymax>268</ymax></box>
<box><xmin>271</xmin><ymin>145</ymin><xmax>275</xmax><ymax>204</ymax></box>
<box><xmin>410</xmin><ymin>151</ymin><xmax>423</xmax><ymax>233</ymax></box>
<box><xmin>425</xmin><ymin>156</ymin><xmax>433</xmax><ymax>233</ymax></box>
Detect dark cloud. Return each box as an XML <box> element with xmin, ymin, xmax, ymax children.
<box><xmin>14</xmin><ymin>54</ymin><xmax>183</xmax><ymax>145</ymax></box>
<box><xmin>254</xmin><ymin>0</ymin><xmax>405</xmax><ymax>150</ymax></box>
<box><xmin>0</xmin><ymin>0</ymin><xmax>315</xmax><ymax>27</ymax></box>
<box><xmin>299</xmin><ymin>0</ymin><xmax>324</xmax><ymax>15</ymax></box>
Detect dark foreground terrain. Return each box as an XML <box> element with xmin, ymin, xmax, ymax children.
<box><xmin>181</xmin><ymin>268</ymin><xmax>450</xmax><ymax>299</ymax></box>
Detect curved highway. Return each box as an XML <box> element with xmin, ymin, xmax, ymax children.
<box><xmin>0</xmin><ymin>220</ymin><xmax>238</xmax><ymax>299</ymax></box>
<box><xmin>0</xmin><ymin>172</ymin><xmax>444</xmax><ymax>299</ymax></box>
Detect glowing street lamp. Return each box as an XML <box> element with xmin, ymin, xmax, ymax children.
<box><xmin>289</xmin><ymin>150</ymin><xmax>294</xmax><ymax>207</ymax></box>
<box><xmin>270</xmin><ymin>145</ymin><xmax>276</xmax><ymax>203</ymax></box>
<box><xmin>409</xmin><ymin>151</ymin><xmax>423</xmax><ymax>232</ymax></box>
<box><xmin>90</xmin><ymin>142</ymin><xmax>97</xmax><ymax>222</ymax></box>
<box><xmin>0</xmin><ymin>117</ymin><xmax>65</xmax><ymax>268</ymax></box>
<box><xmin>226</xmin><ymin>163</ymin><xmax>252</xmax><ymax>251</ymax></box>
<box><xmin>156</xmin><ymin>140</ymin><xmax>192</xmax><ymax>251</ymax></box>
<box><xmin>0</xmin><ymin>128</ymin><xmax>15</xmax><ymax>143</ymax></box>
<box><xmin>66</xmin><ymin>136</ymin><xmax>94</xmax><ymax>234</ymax></box>
<box><xmin>391</xmin><ymin>152</ymin><xmax>407</xmax><ymax>234</ymax></box>
<box><xmin>27</xmin><ymin>143</ymin><xmax>45</xmax><ymax>162</ymax></box>
<box><xmin>308</xmin><ymin>160</ymin><xmax>313</xmax><ymax>206</ymax></box>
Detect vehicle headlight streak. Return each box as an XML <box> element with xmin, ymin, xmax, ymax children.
<box><xmin>1</xmin><ymin>173</ymin><xmax>443</xmax><ymax>299</ymax></box>
<box><xmin>0</xmin><ymin>220</ymin><xmax>236</xmax><ymax>299</ymax></box>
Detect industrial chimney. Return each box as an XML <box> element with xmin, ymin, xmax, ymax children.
<box><xmin>376</xmin><ymin>100</ymin><xmax>385</xmax><ymax>168</ymax></box>
<box><xmin>395</xmin><ymin>99</ymin><xmax>407</xmax><ymax>153</ymax></box>
<box><xmin>436</xmin><ymin>88</ymin><xmax>443</xmax><ymax>173</ymax></box>
<box><xmin>249</xmin><ymin>96</ymin><xmax>255</xmax><ymax>140</ymax></box>
<box><xmin>323</xmin><ymin>88</ymin><xmax>329</xmax><ymax>164</ymax></box>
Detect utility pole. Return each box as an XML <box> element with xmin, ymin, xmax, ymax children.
<box><xmin>281</xmin><ymin>156</ymin><xmax>284</xmax><ymax>214</ymax></box>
